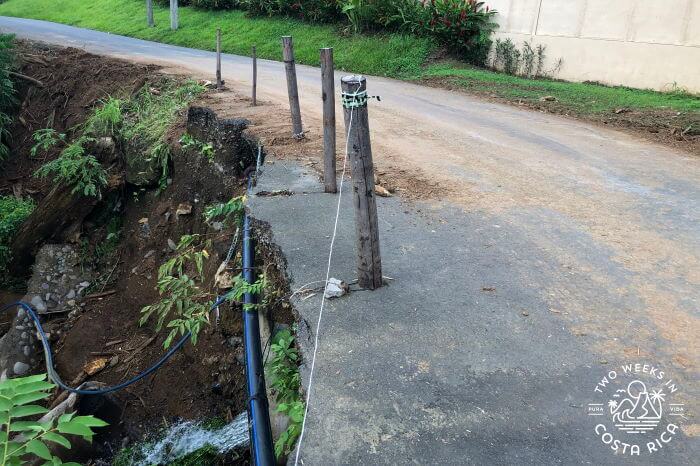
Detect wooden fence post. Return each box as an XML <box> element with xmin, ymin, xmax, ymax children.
<box><xmin>170</xmin><ymin>0</ymin><xmax>178</xmax><ymax>30</ymax></box>
<box><xmin>146</xmin><ymin>0</ymin><xmax>154</xmax><ymax>27</ymax></box>
<box><xmin>320</xmin><ymin>48</ymin><xmax>337</xmax><ymax>193</ymax></box>
<box><xmin>341</xmin><ymin>75</ymin><xmax>382</xmax><ymax>290</ymax></box>
<box><xmin>216</xmin><ymin>28</ymin><xmax>222</xmax><ymax>89</ymax></box>
<box><xmin>252</xmin><ymin>45</ymin><xmax>257</xmax><ymax>106</ymax></box>
<box><xmin>281</xmin><ymin>36</ymin><xmax>303</xmax><ymax>138</ymax></box>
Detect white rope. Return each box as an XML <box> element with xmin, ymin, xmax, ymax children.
<box><xmin>293</xmin><ymin>83</ymin><xmax>360</xmax><ymax>465</ymax></box>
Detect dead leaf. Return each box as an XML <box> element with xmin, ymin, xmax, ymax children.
<box><xmin>375</xmin><ymin>185</ymin><xmax>392</xmax><ymax>197</ymax></box>
<box><xmin>176</xmin><ymin>203</ymin><xmax>193</xmax><ymax>216</ymax></box>
<box><xmin>84</xmin><ymin>357</ymin><xmax>109</xmax><ymax>376</ymax></box>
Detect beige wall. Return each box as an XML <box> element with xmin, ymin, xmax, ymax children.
<box><xmin>488</xmin><ymin>0</ymin><xmax>700</xmax><ymax>92</ymax></box>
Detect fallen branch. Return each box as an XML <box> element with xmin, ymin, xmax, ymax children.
<box><xmin>8</xmin><ymin>71</ymin><xmax>44</xmax><ymax>87</ymax></box>
<box><xmin>83</xmin><ymin>289</ymin><xmax>116</xmax><ymax>300</ymax></box>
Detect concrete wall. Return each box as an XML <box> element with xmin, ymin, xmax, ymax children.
<box><xmin>488</xmin><ymin>0</ymin><xmax>700</xmax><ymax>92</ymax></box>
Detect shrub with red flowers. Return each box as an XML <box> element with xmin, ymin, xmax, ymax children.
<box><xmin>422</xmin><ymin>0</ymin><xmax>497</xmax><ymax>64</ymax></box>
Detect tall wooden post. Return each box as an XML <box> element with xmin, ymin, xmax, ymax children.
<box><xmin>170</xmin><ymin>0</ymin><xmax>178</xmax><ymax>30</ymax></box>
<box><xmin>281</xmin><ymin>36</ymin><xmax>303</xmax><ymax>138</ymax></box>
<box><xmin>252</xmin><ymin>45</ymin><xmax>257</xmax><ymax>106</ymax></box>
<box><xmin>215</xmin><ymin>28</ymin><xmax>222</xmax><ymax>89</ymax></box>
<box><xmin>320</xmin><ymin>48</ymin><xmax>337</xmax><ymax>193</ymax></box>
<box><xmin>341</xmin><ymin>75</ymin><xmax>382</xmax><ymax>290</ymax></box>
<box><xmin>146</xmin><ymin>0</ymin><xmax>154</xmax><ymax>27</ymax></box>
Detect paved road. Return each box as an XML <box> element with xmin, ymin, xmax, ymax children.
<box><xmin>2</xmin><ymin>17</ymin><xmax>698</xmax><ymax>464</ymax></box>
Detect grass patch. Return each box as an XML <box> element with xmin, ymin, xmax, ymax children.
<box><xmin>421</xmin><ymin>63</ymin><xmax>700</xmax><ymax>116</ymax></box>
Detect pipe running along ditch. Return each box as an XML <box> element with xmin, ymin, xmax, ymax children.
<box><xmin>0</xmin><ymin>187</ymin><xmax>276</xmax><ymax>465</ymax></box>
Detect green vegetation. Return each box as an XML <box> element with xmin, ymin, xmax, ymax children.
<box><xmin>0</xmin><ymin>195</ymin><xmax>34</xmax><ymax>283</ymax></box>
<box><xmin>123</xmin><ymin>79</ymin><xmax>205</xmax><ymax>189</ymax></box>
<box><xmin>425</xmin><ymin>63</ymin><xmax>700</xmax><ymax>115</ymax></box>
<box><xmin>31</xmin><ymin>80</ymin><xmax>205</xmax><ymax>197</ymax></box>
<box><xmin>142</xmin><ymin>197</ymin><xmax>263</xmax><ymax>347</ymax></box>
<box><xmin>179</xmin><ymin>133</ymin><xmax>214</xmax><ymax>162</ymax></box>
<box><xmin>34</xmin><ymin>138</ymin><xmax>108</xmax><ymax>197</ymax></box>
<box><xmin>0</xmin><ymin>374</ymin><xmax>107</xmax><ymax>466</ymax></box>
<box><xmin>266</xmin><ymin>328</ymin><xmax>304</xmax><ymax>459</ymax></box>
<box><xmin>0</xmin><ymin>33</ymin><xmax>16</xmax><ymax>161</ymax></box>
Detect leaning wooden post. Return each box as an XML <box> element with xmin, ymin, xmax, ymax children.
<box><xmin>341</xmin><ymin>75</ymin><xmax>382</xmax><ymax>289</ymax></box>
<box><xmin>320</xmin><ymin>48</ymin><xmax>337</xmax><ymax>193</ymax></box>
<box><xmin>215</xmin><ymin>28</ymin><xmax>222</xmax><ymax>89</ymax></box>
<box><xmin>169</xmin><ymin>0</ymin><xmax>178</xmax><ymax>30</ymax></box>
<box><xmin>252</xmin><ymin>45</ymin><xmax>257</xmax><ymax>106</ymax></box>
<box><xmin>281</xmin><ymin>36</ymin><xmax>303</xmax><ymax>138</ymax></box>
<box><xmin>146</xmin><ymin>0</ymin><xmax>154</xmax><ymax>27</ymax></box>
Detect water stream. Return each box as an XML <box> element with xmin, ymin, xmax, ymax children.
<box><xmin>135</xmin><ymin>412</ymin><xmax>249</xmax><ymax>465</ymax></box>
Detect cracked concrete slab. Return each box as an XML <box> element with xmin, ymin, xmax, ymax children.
<box><xmin>250</xmin><ymin>159</ymin><xmax>698</xmax><ymax>465</ymax></box>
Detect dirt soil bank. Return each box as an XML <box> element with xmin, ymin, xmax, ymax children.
<box><xmin>0</xmin><ymin>42</ymin><xmax>295</xmax><ymax>463</ymax></box>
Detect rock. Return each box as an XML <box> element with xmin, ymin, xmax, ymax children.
<box><xmin>13</xmin><ymin>361</ymin><xmax>30</xmax><ymax>376</ymax></box>
<box><xmin>138</xmin><ymin>217</ymin><xmax>151</xmax><ymax>237</ymax></box>
<box><xmin>167</xmin><ymin>238</ymin><xmax>177</xmax><ymax>251</ymax></box>
<box><xmin>375</xmin><ymin>185</ymin><xmax>392</xmax><ymax>197</ymax></box>
<box><xmin>614</xmin><ymin>108</ymin><xmax>630</xmax><ymax>114</ymax></box>
<box><xmin>66</xmin><ymin>289</ymin><xmax>76</xmax><ymax>300</ymax></box>
<box><xmin>324</xmin><ymin>278</ymin><xmax>349</xmax><ymax>299</ymax></box>
<box><xmin>214</xmin><ymin>262</ymin><xmax>233</xmax><ymax>290</ymax></box>
<box><xmin>227</xmin><ymin>336</ymin><xmax>243</xmax><ymax>348</ymax></box>
<box><xmin>30</xmin><ymin>295</ymin><xmax>47</xmax><ymax>314</ymax></box>
<box><xmin>176</xmin><ymin>203</ymin><xmax>193</xmax><ymax>216</ymax></box>
<box><xmin>539</xmin><ymin>95</ymin><xmax>556</xmax><ymax>102</ymax></box>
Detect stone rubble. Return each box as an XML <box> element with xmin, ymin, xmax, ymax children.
<box><xmin>0</xmin><ymin>244</ymin><xmax>91</xmax><ymax>380</ymax></box>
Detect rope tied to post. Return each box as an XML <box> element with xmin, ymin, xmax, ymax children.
<box><xmin>341</xmin><ymin>89</ymin><xmax>381</xmax><ymax>109</ymax></box>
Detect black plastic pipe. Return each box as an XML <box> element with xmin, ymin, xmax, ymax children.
<box><xmin>242</xmin><ymin>213</ymin><xmax>275</xmax><ymax>466</ymax></box>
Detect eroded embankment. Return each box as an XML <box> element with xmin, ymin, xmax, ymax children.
<box><xmin>0</xmin><ymin>40</ymin><xmax>303</xmax><ymax>464</ymax></box>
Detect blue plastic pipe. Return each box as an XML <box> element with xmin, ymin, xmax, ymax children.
<box><xmin>242</xmin><ymin>213</ymin><xmax>275</xmax><ymax>465</ymax></box>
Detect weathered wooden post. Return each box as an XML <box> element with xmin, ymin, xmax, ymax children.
<box><xmin>320</xmin><ymin>48</ymin><xmax>337</xmax><ymax>193</ymax></box>
<box><xmin>341</xmin><ymin>75</ymin><xmax>382</xmax><ymax>289</ymax></box>
<box><xmin>146</xmin><ymin>0</ymin><xmax>154</xmax><ymax>27</ymax></box>
<box><xmin>281</xmin><ymin>36</ymin><xmax>303</xmax><ymax>138</ymax></box>
<box><xmin>252</xmin><ymin>45</ymin><xmax>257</xmax><ymax>106</ymax></box>
<box><xmin>170</xmin><ymin>0</ymin><xmax>178</xmax><ymax>30</ymax></box>
<box><xmin>216</xmin><ymin>28</ymin><xmax>222</xmax><ymax>89</ymax></box>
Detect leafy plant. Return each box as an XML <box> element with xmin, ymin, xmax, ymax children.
<box><xmin>0</xmin><ymin>33</ymin><xmax>16</xmax><ymax>161</ymax></box>
<box><xmin>30</xmin><ymin>129</ymin><xmax>66</xmax><ymax>158</ymax></box>
<box><xmin>203</xmin><ymin>196</ymin><xmax>245</xmax><ymax>227</ymax></box>
<box><xmin>179</xmin><ymin>133</ymin><xmax>214</xmax><ymax>162</ymax></box>
<box><xmin>34</xmin><ymin>138</ymin><xmax>108</xmax><ymax>197</ymax></box>
<box><xmin>491</xmin><ymin>39</ymin><xmax>551</xmax><ymax>78</ymax></box>
<box><xmin>85</xmin><ymin>97</ymin><xmax>123</xmax><ymax>136</ymax></box>
<box><xmin>266</xmin><ymin>328</ymin><xmax>304</xmax><ymax>459</ymax></box>
<box><xmin>141</xmin><ymin>233</ymin><xmax>264</xmax><ymax>348</ymax></box>
<box><xmin>0</xmin><ymin>195</ymin><xmax>34</xmax><ymax>281</ymax></box>
<box><xmin>422</xmin><ymin>0</ymin><xmax>497</xmax><ymax>64</ymax></box>
<box><xmin>0</xmin><ymin>373</ymin><xmax>108</xmax><ymax>465</ymax></box>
